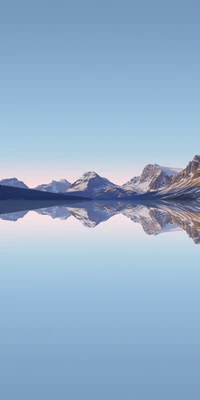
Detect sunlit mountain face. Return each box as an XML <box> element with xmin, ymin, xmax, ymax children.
<box><xmin>2</xmin><ymin>155</ymin><xmax>200</xmax><ymax>201</ymax></box>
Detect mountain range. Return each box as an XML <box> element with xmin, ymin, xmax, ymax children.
<box><xmin>1</xmin><ymin>155</ymin><xmax>200</xmax><ymax>200</ymax></box>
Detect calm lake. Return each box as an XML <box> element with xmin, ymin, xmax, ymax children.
<box><xmin>0</xmin><ymin>201</ymin><xmax>200</xmax><ymax>399</ymax></box>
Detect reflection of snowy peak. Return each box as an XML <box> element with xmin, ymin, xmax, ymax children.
<box><xmin>122</xmin><ymin>205</ymin><xmax>180</xmax><ymax>235</ymax></box>
<box><xmin>66</xmin><ymin>202</ymin><xmax>119</xmax><ymax>228</ymax></box>
<box><xmin>36</xmin><ymin>206</ymin><xmax>71</xmax><ymax>220</ymax></box>
<box><xmin>0</xmin><ymin>210</ymin><xmax>29</xmax><ymax>222</ymax></box>
<box><xmin>1</xmin><ymin>200</ymin><xmax>200</xmax><ymax>243</ymax></box>
<box><xmin>35</xmin><ymin>179</ymin><xmax>71</xmax><ymax>193</ymax></box>
<box><xmin>66</xmin><ymin>207</ymin><xmax>97</xmax><ymax>228</ymax></box>
<box><xmin>0</xmin><ymin>178</ymin><xmax>29</xmax><ymax>189</ymax></box>
<box><xmin>123</xmin><ymin>164</ymin><xmax>182</xmax><ymax>194</ymax></box>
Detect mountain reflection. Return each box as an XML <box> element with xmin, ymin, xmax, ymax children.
<box><xmin>1</xmin><ymin>200</ymin><xmax>200</xmax><ymax>244</ymax></box>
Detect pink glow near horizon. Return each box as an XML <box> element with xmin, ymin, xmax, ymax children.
<box><xmin>0</xmin><ymin>166</ymin><xmax>144</xmax><ymax>188</ymax></box>
<box><xmin>0</xmin><ymin>211</ymin><xmax>185</xmax><ymax>243</ymax></box>
<box><xmin>0</xmin><ymin>210</ymin><xmax>150</xmax><ymax>235</ymax></box>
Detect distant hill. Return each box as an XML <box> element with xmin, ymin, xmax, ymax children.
<box><xmin>0</xmin><ymin>184</ymin><xmax>90</xmax><ymax>201</ymax></box>
<box><xmin>35</xmin><ymin>179</ymin><xmax>71</xmax><ymax>193</ymax></box>
<box><xmin>0</xmin><ymin>178</ymin><xmax>29</xmax><ymax>189</ymax></box>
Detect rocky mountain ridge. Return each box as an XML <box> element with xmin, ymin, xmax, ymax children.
<box><xmin>1</xmin><ymin>155</ymin><xmax>200</xmax><ymax>200</ymax></box>
<box><xmin>161</xmin><ymin>155</ymin><xmax>200</xmax><ymax>200</ymax></box>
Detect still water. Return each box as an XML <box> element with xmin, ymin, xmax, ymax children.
<box><xmin>0</xmin><ymin>201</ymin><xmax>200</xmax><ymax>399</ymax></box>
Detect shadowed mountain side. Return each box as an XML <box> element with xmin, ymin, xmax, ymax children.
<box><xmin>0</xmin><ymin>178</ymin><xmax>29</xmax><ymax>189</ymax></box>
<box><xmin>0</xmin><ymin>185</ymin><xmax>90</xmax><ymax>201</ymax></box>
<box><xmin>0</xmin><ymin>199</ymin><xmax>91</xmax><ymax>219</ymax></box>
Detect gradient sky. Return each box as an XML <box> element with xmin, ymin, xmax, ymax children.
<box><xmin>1</xmin><ymin>0</ymin><xmax>200</xmax><ymax>187</ymax></box>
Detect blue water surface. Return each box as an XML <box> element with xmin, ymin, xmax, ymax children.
<box><xmin>0</xmin><ymin>210</ymin><xmax>199</xmax><ymax>400</ymax></box>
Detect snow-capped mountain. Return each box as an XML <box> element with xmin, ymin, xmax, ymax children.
<box><xmin>161</xmin><ymin>155</ymin><xmax>200</xmax><ymax>200</ymax></box>
<box><xmin>0</xmin><ymin>178</ymin><xmax>29</xmax><ymax>189</ymax></box>
<box><xmin>35</xmin><ymin>179</ymin><xmax>71</xmax><ymax>193</ymax></box>
<box><xmin>2</xmin><ymin>156</ymin><xmax>200</xmax><ymax>201</ymax></box>
<box><xmin>154</xmin><ymin>165</ymin><xmax>182</xmax><ymax>176</ymax></box>
<box><xmin>123</xmin><ymin>164</ymin><xmax>182</xmax><ymax>195</ymax></box>
<box><xmin>67</xmin><ymin>171</ymin><xmax>127</xmax><ymax>199</ymax></box>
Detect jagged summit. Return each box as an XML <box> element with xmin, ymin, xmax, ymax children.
<box><xmin>67</xmin><ymin>171</ymin><xmax>117</xmax><ymax>197</ymax></box>
<box><xmin>82</xmin><ymin>171</ymin><xmax>100</xmax><ymax>178</ymax></box>
<box><xmin>2</xmin><ymin>155</ymin><xmax>200</xmax><ymax>200</ymax></box>
<box><xmin>66</xmin><ymin>171</ymin><xmax>128</xmax><ymax>199</ymax></box>
<box><xmin>188</xmin><ymin>155</ymin><xmax>200</xmax><ymax>171</ymax></box>
<box><xmin>123</xmin><ymin>163</ymin><xmax>181</xmax><ymax>194</ymax></box>
<box><xmin>58</xmin><ymin>179</ymin><xmax>71</xmax><ymax>183</ymax></box>
<box><xmin>161</xmin><ymin>155</ymin><xmax>200</xmax><ymax>200</ymax></box>
<box><xmin>154</xmin><ymin>164</ymin><xmax>182</xmax><ymax>176</ymax></box>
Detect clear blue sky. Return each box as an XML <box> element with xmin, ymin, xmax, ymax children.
<box><xmin>0</xmin><ymin>0</ymin><xmax>200</xmax><ymax>186</ymax></box>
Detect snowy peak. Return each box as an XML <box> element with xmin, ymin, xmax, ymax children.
<box><xmin>185</xmin><ymin>155</ymin><xmax>200</xmax><ymax>174</ymax></box>
<box><xmin>35</xmin><ymin>179</ymin><xmax>71</xmax><ymax>193</ymax></box>
<box><xmin>82</xmin><ymin>171</ymin><xmax>100</xmax><ymax>179</ymax></box>
<box><xmin>140</xmin><ymin>164</ymin><xmax>162</xmax><ymax>182</ymax></box>
<box><xmin>57</xmin><ymin>179</ymin><xmax>71</xmax><ymax>184</ymax></box>
<box><xmin>154</xmin><ymin>164</ymin><xmax>182</xmax><ymax>176</ymax></box>
<box><xmin>123</xmin><ymin>163</ymin><xmax>182</xmax><ymax>194</ymax></box>
<box><xmin>169</xmin><ymin>155</ymin><xmax>200</xmax><ymax>186</ymax></box>
<box><xmin>193</xmin><ymin>154</ymin><xmax>200</xmax><ymax>162</ymax></box>
<box><xmin>67</xmin><ymin>171</ymin><xmax>117</xmax><ymax>197</ymax></box>
<box><xmin>77</xmin><ymin>171</ymin><xmax>114</xmax><ymax>184</ymax></box>
<box><xmin>2</xmin><ymin>156</ymin><xmax>200</xmax><ymax>200</ymax></box>
<box><xmin>0</xmin><ymin>178</ymin><xmax>29</xmax><ymax>189</ymax></box>
<box><xmin>161</xmin><ymin>155</ymin><xmax>200</xmax><ymax>199</ymax></box>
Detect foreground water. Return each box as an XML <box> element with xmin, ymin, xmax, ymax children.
<box><xmin>0</xmin><ymin>201</ymin><xmax>200</xmax><ymax>399</ymax></box>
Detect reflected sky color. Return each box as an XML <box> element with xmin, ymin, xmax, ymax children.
<box><xmin>0</xmin><ymin>203</ymin><xmax>200</xmax><ymax>399</ymax></box>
